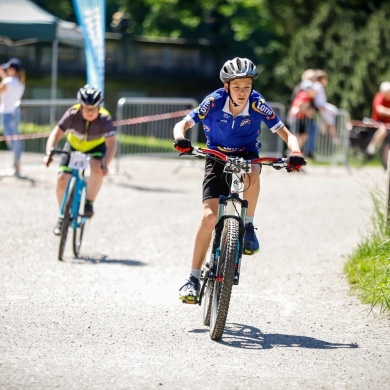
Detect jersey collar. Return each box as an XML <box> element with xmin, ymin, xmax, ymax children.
<box><xmin>222</xmin><ymin>96</ymin><xmax>250</xmax><ymax>116</ymax></box>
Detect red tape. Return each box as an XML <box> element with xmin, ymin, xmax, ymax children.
<box><xmin>0</xmin><ymin>109</ymin><xmax>191</xmax><ymax>142</ymax></box>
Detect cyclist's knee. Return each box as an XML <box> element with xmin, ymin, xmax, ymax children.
<box><xmin>201</xmin><ymin>210</ymin><xmax>217</xmax><ymax>230</ymax></box>
<box><xmin>57</xmin><ymin>172</ymin><xmax>70</xmax><ymax>189</ymax></box>
<box><xmin>90</xmin><ymin>160</ymin><xmax>105</xmax><ymax>176</ymax></box>
<box><xmin>245</xmin><ymin>169</ymin><xmax>260</xmax><ymax>185</ymax></box>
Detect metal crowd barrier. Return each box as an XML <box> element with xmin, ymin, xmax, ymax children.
<box><xmin>313</xmin><ymin>109</ymin><xmax>350</xmax><ymax>166</ymax></box>
<box><xmin>115</xmin><ymin>97</ymin><xmax>199</xmax><ymax>173</ymax></box>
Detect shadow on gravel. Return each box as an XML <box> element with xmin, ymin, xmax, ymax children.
<box><xmin>114</xmin><ymin>182</ymin><xmax>187</xmax><ymax>193</ymax></box>
<box><xmin>0</xmin><ymin>172</ymin><xmax>37</xmax><ymax>186</ymax></box>
<box><xmin>205</xmin><ymin>323</ymin><xmax>359</xmax><ymax>349</ymax></box>
<box><xmin>70</xmin><ymin>255</ymin><xmax>146</xmax><ymax>267</ymax></box>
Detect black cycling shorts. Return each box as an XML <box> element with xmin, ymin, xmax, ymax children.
<box><xmin>58</xmin><ymin>142</ymin><xmax>106</xmax><ymax>173</ymax></box>
<box><xmin>202</xmin><ymin>151</ymin><xmax>261</xmax><ymax>202</ymax></box>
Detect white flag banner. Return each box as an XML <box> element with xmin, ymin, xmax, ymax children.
<box><xmin>72</xmin><ymin>0</ymin><xmax>105</xmax><ymax>93</ymax></box>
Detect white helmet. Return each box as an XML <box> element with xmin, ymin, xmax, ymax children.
<box><xmin>220</xmin><ymin>57</ymin><xmax>258</xmax><ymax>83</ymax></box>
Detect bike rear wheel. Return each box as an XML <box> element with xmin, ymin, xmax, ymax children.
<box><xmin>209</xmin><ymin>217</ymin><xmax>239</xmax><ymax>341</ymax></box>
<box><xmin>72</xmin><ymin>185</ymin><xmax>86</xmax><ymax>258</ymax></box>
<box><xmin>58</xmin><ymin>178</ymin><xmax>75</xmax><ymax>261</ymax></box>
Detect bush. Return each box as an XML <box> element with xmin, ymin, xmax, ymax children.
<box><xmin>344</xmin><ymin>188</ymin><xmax>390</xmax><ymax>314</ymax></box>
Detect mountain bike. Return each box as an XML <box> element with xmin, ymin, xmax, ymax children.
<box><xmin>180</xmin><ymin>146</ymin><xmax>301</xmax><ymax>341</ymax></box>
<box><xmin>48</xmin><ymin>148</ymin><xmax>103</xmax><ymax>261</ymax></box>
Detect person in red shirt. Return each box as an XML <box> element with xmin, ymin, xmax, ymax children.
<box><xmin>366</xmin><ymin>81</ymin><xmax>390</xmax><ymax>156</ymax></box>
<box><xmin>288</xmin><ymin>80</ymin><xmax>317</xmax><ymax>150</ymax></box>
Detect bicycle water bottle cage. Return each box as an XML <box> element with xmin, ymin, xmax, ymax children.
<box><xmin>223</xmin><ymin>157</ymin><xmax>251</xmax><ymax>174</ymax></box>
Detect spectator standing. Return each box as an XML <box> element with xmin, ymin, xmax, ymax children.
<box><xmin>314</xmin><ymin>70</ymin><xmax>339</xmax><ymax>141</ymax></box>
<box><xmin>0</xmin><ymin>58</ymin><xmax>25</xmax><ymax>176</ymax></box>
<box><xmin>289</xmin><ymin>69</ymin><xmax>317</xmax><ymax>103</ymax></box>
<box><xmin>366</xmin><ymin>81</ymin><xmax>390</xmax><ymax>157</ymax></box>
<box><xmin>288</xmin><ymin>69</ymin><xmax>318</xmax><ymax>159</ymax></box>
<box><xmin>288</xmin><ymin>80</ymin><xmax>318</xmax><ymax>151</ymax></box>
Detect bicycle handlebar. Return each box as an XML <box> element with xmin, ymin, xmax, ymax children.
<box><xmin>48</xmin><ymin>148</ymin><xmax>107</xmax><ymax>171</ymax></box>
<box><xmin>181</xmin><ymin>146</ymin><xmax>301</xmax><ymax>172</ymax></box>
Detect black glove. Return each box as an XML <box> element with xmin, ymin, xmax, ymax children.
<box><xmin>286</xmin><ymin>152</ymin><xmax>307</xmax><ymax>171</ymax></box>
<box><xmin>173</xmin><ymin>138</ymin><xmax>192</xmax><ymax>153</ymax></box>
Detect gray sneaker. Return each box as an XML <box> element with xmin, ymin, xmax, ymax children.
<box><xmin>179</xmin><ymin>276</ymin><xmax>200</xmax><ymax>304</ymax></box>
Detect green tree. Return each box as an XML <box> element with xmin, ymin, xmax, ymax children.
<box><xmin>33</xmin><ymin>0</ymin><xmax>390</xmax><ymax>117</ymax></box>
<box><xmin>270</xmin><ymin>1</ymin><xmax>390</xmax><ymax>117</ymax></box>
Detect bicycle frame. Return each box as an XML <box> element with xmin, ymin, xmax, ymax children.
<box><xmin>208</xmin><ymin>158</ymin><xmax>250</xmax><ymax>286</ymax></box>
<box><xmin>59</xmin><ymin>168</ymin><xmax>87</xmax><ymax>230</ymax></box>
<box><xmin>49</xmin><ymin>148</ymin><xmax>91</xmax><ymax>260</ymax></box>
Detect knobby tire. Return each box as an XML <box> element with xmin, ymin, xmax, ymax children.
<box><xmin>58</xmin><ymin>178</ymin><xmax>75</xmax><ymax>261</ymax></box>
<box><xmin>209</xmin><ymin>217</ymin><xmax>239</xmax><ymax>341</ymax></box>
<box><xmin>72</xmin><ymin>185</ymin><xmax>86</xmax><ymax>258</ymax></box>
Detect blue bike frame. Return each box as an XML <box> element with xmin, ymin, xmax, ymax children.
<box><xmin>59</xmin><ymin>169</ymin><xmax>87</xmax><ymax>230</ymax></box>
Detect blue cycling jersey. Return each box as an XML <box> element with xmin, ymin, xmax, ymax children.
<box><xmin>185</xmin><ymin>88</ymin><xmax>285</xmax><ymax>153</ymax></box>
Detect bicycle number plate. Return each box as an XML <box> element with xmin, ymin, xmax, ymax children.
<box><xmin>223</xmin><ymin>158</ymin><xmax>252</xmax><ymax>174</ymax></box>
<box><xmin>69</xmin><ymin>152</ymin><xmax>88</xmax><ymax>170</ymax></box>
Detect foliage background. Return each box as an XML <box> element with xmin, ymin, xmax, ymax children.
<box><xmin>33</xmin><ymin>0</ymin><xmax>390</xmax><ymax>119</ymax></box>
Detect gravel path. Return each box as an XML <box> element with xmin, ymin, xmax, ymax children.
<box><xmin>1</xmin><ymin>156</ymin><xmax>389</xmax><ymax>390</ymax></box>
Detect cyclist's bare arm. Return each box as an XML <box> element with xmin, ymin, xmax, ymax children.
<box><xmin>173</xmin><ymin>118</ymin><xmax>193</xmax><ymax>139</ymax></box>
<box><xmin>276</xmin><ymin>125</ymin><xmax>302</xmax><ymax>153</ymax></box>
<box><xmin>43</xmin><ymin>125</ymin><xmax>66</xmax><ymax>166</ymax></box>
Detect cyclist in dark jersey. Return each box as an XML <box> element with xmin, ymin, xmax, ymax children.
<box><xmin>43</xmin><ymin>85</ymin><xmax>117</xmax><ymax>235</ymax></box>
<box><xmin>173</xmin><ymin>57</ymin><xmax>306</xmax><ymax>303</ymax></box>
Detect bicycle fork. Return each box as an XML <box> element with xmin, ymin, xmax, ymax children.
<box><xmin>209</xmin><ymin>194</ymin><xmax>248</xmax><ymax>284</ymax></box>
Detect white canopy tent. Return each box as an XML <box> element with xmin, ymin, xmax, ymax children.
<box><xmin>0</xmin><ymin>0</ymin><xmax>83</xmax><ymax>100</ymax></box>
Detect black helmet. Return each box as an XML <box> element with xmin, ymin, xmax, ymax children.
<box><xmin>220</xmin><ymin>57</ymin><xmax>258</xmax><ymax>83</ymax></box>
<box><xmin>77</xmin><ymin>84</ymin><xmax>103</xmax><ymax>107</ymax></box>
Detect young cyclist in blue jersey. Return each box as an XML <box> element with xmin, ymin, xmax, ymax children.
<box><xmin>42</xmin><ymin>85</ymin><xmax>117</xmax><ymax>235</ymax></box>
<box><xmin>173</xmin><ymin>57</ymin><xmax>306</xmax><ymax>303</ymax></box>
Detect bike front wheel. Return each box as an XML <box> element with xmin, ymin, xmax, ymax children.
<box><xmin>209</xmin><ymin>217</ymin><xmax>239</xmax><ymax>341</ymax></box>
<box><xmin>72</xmin><ymin>185</ymin><xmax>87</xmax><ymax>258</ymax></box>
<box><xmin>58</xmin><ymin>177</ymin><xmax>76</xmax><ymax>261</ymax></box>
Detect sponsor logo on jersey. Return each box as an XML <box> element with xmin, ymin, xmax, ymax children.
<box><xmin>203</xmin><ymin>125</ymin><xmax>211</xmax><ymax>132</ymax></box>
<box><xmin>198</xmin><ymin>97</ymin><xmax>215</xmax><ymax>119</ymax></box>
<box><xmin>240</xmin><ymin>119</ymin><xmax>251</xmax><ymax>127</ymax></box>
<box><xmin>252</xmin><ymin>99</ymin><xmax>276</xmax><ymax>120</ymax></box>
